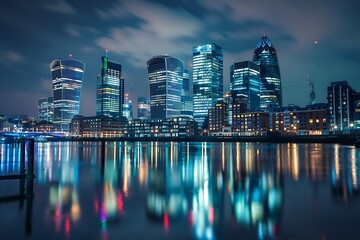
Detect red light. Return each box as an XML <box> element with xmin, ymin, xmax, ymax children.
<box><xmin>208</xmin><ymin>206</ymin><xmax>214</xmax><ymax>224</ymax></box>
<box><xmin>65</xmin><ymin>218</ymin><xmax>71</xmax><ymax>236</ymax></box>
<box><xmin>163</xmin><ymin>212</ymin><xmax>169</xmax><ymax>231</ymax></box>
<box><xmin>117</xmin><ymin>193</ymin><xmax>123</xmax><ymax>212</ymax></box>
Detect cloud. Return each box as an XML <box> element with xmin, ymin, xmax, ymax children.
<box><xmin>43</xmin><ymin>0</ymin><xmax>76</xmax><ymax>14</ymax></box>
<box><xmin>0</xmin><ymin>50</ymin><xmax>24</xmax><ymax>65</ymax></box>
<box><xmin>65</xmin><ymin>25</ymin><xmax>98</xmax><ymax>38</ymax></box>
<box><xmin>95</xmin><ymin>0</ymin><xmax>203</xmax><ymax>67</ymax></box>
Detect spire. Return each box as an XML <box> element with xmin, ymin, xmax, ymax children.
<box><xmin>256</xmin><ymin>34</ymin><xmax>273</xmax><ymax>49</ymax></box>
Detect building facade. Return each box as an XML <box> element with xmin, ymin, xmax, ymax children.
<box><xmin>193</xmin><ymin>43</ymin><xmax>223</xmax><ymax>128</ymax></box>
<box><xmin>147</xmin><ymin>55</ymin><xmax>184</xmax><ymax>119</ymax></box>
<box><xmin>230</xmin><ymin>61</ymin><xmax>260</xmax><ymax>111</ymax></box>
<box><xmin>123</xmin><ymin>93</ymin><xmax>133</xmax><ymax>121</ymax></box>
<box><xmin>253</xmin><ymin>35</ymin><xmax>282</xmax><ymax>109</ymax></box>
<box><xmin>50</xmin><ymin>58</ymin><xmax>85</xmax><ymax>132</ymax></box>
<box><xmin>327</xmin><ymin>81</ymin><xmax>355</xmax><ymax>131</ymax></box>
<box><xmin>96</xmin><ymin>56</ymin><xmax>124</xmax><ymax>118</ymax></box>
<box><xmin>38</xmin><ymin>96</ymin><xmax>54</xmax><ymax>122</ymax></box>
<box><xmin>137</xmin><ymin>97</ymin><xmax>151</xmax><ymax>120</ymax></box>
<box><xmin>181</xmin><ymin>69</ymin><xmax>193</xmax><ymax>118</ymax></box>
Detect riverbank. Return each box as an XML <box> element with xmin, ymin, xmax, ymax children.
<box><xmin>46</xmin><ymin>134</ymin><xmax>359</xmax><ymax>145</ymax></box>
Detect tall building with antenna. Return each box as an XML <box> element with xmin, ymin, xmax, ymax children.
<box><xmin>253</xmin><ymin>35</ymin><xmax>282</xmax><ymax>109</ymax></box>
<box><xmin>96</xmin><ymin>53</ymin><xmax>124</xmax><ymax>118</ymax></box>
<box><xmin>50</xmin><ymin>57</ymin><xmax>85</xmax><ymax>132</ymax></box>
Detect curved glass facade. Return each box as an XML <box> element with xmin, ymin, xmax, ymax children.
<box><xmin>96</xmin><ymin>56</ymin><xmax>123</xmax><ymax>118</ymax></box>
<box><xmin>147</xmin><ymin>56</ymin><xmax>184</xmax><ymax>119</ymax></box>
<box><xmin>193</xmin><ymin>43</ymin><xmax>223</xmax><ymax>128</ymax></box>
<box><xmin>252</xmin><ymin>35</ymin><xmax>282</xmax><ymax>109</ymax></box>
<box><xmin>50</xmin><ymin>59</ymin><xmax>85</xmax><ymax>132</ymax></box>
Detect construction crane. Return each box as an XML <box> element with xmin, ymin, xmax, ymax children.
<box><xmin>307</xmin><ymin>74</ymin><xmax>316</xmax><ymax>104</ymax></box>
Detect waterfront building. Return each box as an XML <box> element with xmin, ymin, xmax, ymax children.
<box><xmin>126</xmin><ymin>117</ymin><xmax>197</xmax><ymax>138</ymax></box>
<box><xmin>70</xmin><ymin>115</ymin><xmax>128</xmax><ymax>137</ymax></box>
<box><xmin>50</xmin><ymin>58</ymin><xmax>85</xmax><ymax>132</ymax></box>
<box><xmin>253</xmin><ymin>35</ymin><xmax>282</xmax><ymax>109</ymax></box>
<box><xmin>230</xmin><ymin>61</ymin><xmax>260</xmax><ymax>111</ymax></box>
<box><xmin>208</xmin><ymin>100</ymin><xmax>228</xmax><ymax>133</ymax></box>
<box><xmin>181</xmin><ymin>69</ymin><xmax>193</xmax><ymax>118</ymax></box>
<box><xmin>233</xmin><ymin>111</ymin><xmax>270</xmax><ymax>136</ymax></box>
<box><xmin>270</xmin><ymin>104</ymin><xmax>329</xmax><ymax>135</ymax></box>
<box><xmin>327</xmin><ymin>81</ymin><xmax>356</xmax><ymax>131</ymax></box>
<box><xmin>353</xmin><ymin>92</ymin><xmax>360</xmax><ymax>128</ymax></box>
<box><xmin>223</xmin><ymin>92</ymin><xmax>233</xmax><ymax>127</ymax></box>
<box><xmin>147</xmin><ymin>55</ymin><xmax>184</xmax><ymax>119</ymax></box>
<box><xmin>137</xmin><ymin>97</ymin><xmax>151</xmax><ymax>120</ymax></box>
<box><xmin>193</xmin><ymin>43</ymin><xmax>223</xmax><ymax>128</ymax></box>
<box><xmin>232</xmin><ymin>98</ymin><xmax>251</xmax><ymax>132</ymax></box>
<box><xmin>35</xmin><ymin>121</ymin><xmax>55</xmax><ymax>133</ymax></box>
<box><xmin>38</xmin><ymin>97</ymin><xmax>54</xmax><ymax>122</ymax></box>
<box><xmin>123</xmin><ymin>93</ymin><xmax>133</xmax><ymax>120</ymax></box>
<box><xmin>96</xmin><ymin>55</ymin><xmax>124</xmax><ymax>117</ymax></box>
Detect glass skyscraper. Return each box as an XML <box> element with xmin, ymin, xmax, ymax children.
<box><xmin>181</xmin><ymin>69</ymin><xmax>193</xmax><ymax>118</ymax></box>
<box><xmin>38</xmin><ymin>96</ymin><xmax>53</xmax><ymax>122</ymax></box>
<box><xmin>137</xmin><ymin>97</ymin><xmax>150</xmax><ymax>120</ymax></box>
<box><xmin>230</xmin><ymin>61</ymin><xmax>260</xmax><ymax>111</ymax></box>
<box><xmin>252</xmin><ymin>35</ymin><xmax>282</xmax><ymax>109</ymax></box>
<box><xmin>193</xmin><ymin>43</ymin><xmax>223</xmax><ymax>128</ymax></box>
<box><xmin>96</xmin><ymin>56</ymin><xmax>124</xmax><ymax>118</ymax></box>
<box><xmin>50</xmin><ymin>58</ymin><xmax>85</xmax><ymax>132</ymax></box>
<box><xmin>147</xmin><ymin>55</ymin><xmax>184</xmax><ymax>119</ymax></box>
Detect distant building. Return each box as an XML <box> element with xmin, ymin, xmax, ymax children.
<box><xmin>70</xmin><ymin>115</ymin><xmax>128</xmax><ymax>137</ymax></box>
<box><xmin>253</xmin><ymin>35</ymin><xmax>282</xmax><ymax>109</ymax></box>
<box><xmin>233</xmin><ymin>112</ymin><xmax>270</xmax><ymax>135</ymax></box>
<box><xmin>123</xmin><ymin>93</ymin><xmax>133</xmax><ymax>120</ymax></box>
<box><xmin>96</xmin><ymin>55</ymin><xmax>124</xmax><ymax>118</ymax></box>
<box><xmin>208</xmin><ymin>100</ymin><xmax>228</xmax><ymax>133</ymax></box>
<box><xmin>230</xmin><ymin>60</ymin><xmax>260</xmax><ymax>111</ymax></box>
<box><xmin>137</xmin><ymin>97</ymin><xmax>150</xmax><ymax>120</ymax></box>
<box><xmin>232</xmin><ymin>98</ymin><xmax>250</xmax><ymax>132</ymax></box>
<box><xmin>193</xmin><ymin>43</ymin><xmax>223</xmax><ymax>128</ymax></box>
<box><xmin>181</xmin><ymin>69</ymin><xmax>193</xmax><ymax>118</ymax></box>
<box><xmin>50</xmin><ymin>58</ymin><xmax>85</xmax><ymax>132</ymax></box>
<box><xmin>38</xmin><ymin>96</ymin><xmax>53</xmax><ymax>122</ymax></box>
<box><xmin>327</xmin><ymin>81</ymin><xmax>356</xmax><ymax>131</ymax></box>
<box><xmin>127</xmin><ymin>117</ymin><xmax>197</xmax><ymax>138</ymax></box>
<box><xmin>36</xmin><ymin>121</ymin><xmax>55</xmax><ymax>133</ymax></box>
<box><xmin>147</xmin><ymin>55</ymin><xmax>184</xmax><ymax>119</ymax></box>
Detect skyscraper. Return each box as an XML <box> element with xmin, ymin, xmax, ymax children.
<box><xmin>137</xmin><ymin>97</ymin><xmax>150</xmax><ymax>120</ymax></box>
<box><xmin>96</xmin><ymin>55</ymin><xmax>124</xmax><ymax>118</ymax></box>
<box><xmin>123</xmin><ymin>93</ymin><xmax>133</xmax><ymax>120</ymax></box>
<box><xmin>181</xmin><ymin>69</ymin><xmax>193</xmax><ymax>118</ymax></box>
<box><xmin>50</xmin><ymin>58</ymin><xmax>85</xmax><ymax>132</ymax></box>
<box><xmin>147</xmin><ymin>55</ymin><xmax>184</xmax><ymax>119</ymax></box>
<box><xmin>193</xmin><ymin>43</ymin><xmax>223</xmax><ymax>128</ymax></box>
<box><xmin>230</xmin><ymin>61</ymin><xmax>260</xmax><ymax>111</ymax></box>
<box><xmin>38</xmin><ymin>96</ymin><xmax>53</xmax><ymax>122</ymax></box>
<box><xmin>253</xmin><ymin>35</ymin><xmax>282</xmax><ymax>109</ymax></box>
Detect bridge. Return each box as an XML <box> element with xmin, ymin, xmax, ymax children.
<box><xmin>0</xmin><ymin>131</ymin><xmax>65</xmax><ymax>141</ymax></box>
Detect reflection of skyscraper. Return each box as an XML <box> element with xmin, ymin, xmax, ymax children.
<box><xmin>193</xmin><ymin>43</ymin><xmax>223</xmax><ymax>128</ymax></box>
<box><xmin>38</xmin><ymin>96</ymin><xmax>53</xmax><ymax>122</ymax></box>
<box><xmin>147</xmin><ymin>55</ymin><xmax>184</xmax><ymax>119</ymax></box>
<box><xmin>230</xmin><ymin>61</ymin><xmax>260</xmax><ymax>111</ymax></box>
<box><xmin>50</xmin><ymin>58</ymin><xmax>85</xmax><ymax>132</ymax></box>
<box><xmin>96</xmin><ymin>55</ymin><xmax>124</xmax><ymax>118</ymax></box>
<box><xmin>253</xmin><ymin>35</ymin><xmax>282</xmax><ymax>109</ymax></box>
<box><xmin>137</xmin><ymin>97</ymin><xmax>150</xmax><ymax>120</ymax></box>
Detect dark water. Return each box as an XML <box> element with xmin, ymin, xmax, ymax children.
<box><xmin>1</xmin><ymin>141</ymin><xmax>360</xmax><ymax>240</ymax></box>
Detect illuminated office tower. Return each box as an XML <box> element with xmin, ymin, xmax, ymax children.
<box><xmin>137</xmin><ymin>97</ymin><xmax>150</xmax><ymax>120</ymax></box>
<box><xmin>193</xmin><ymin>43</ymin><xmax>223</xmax><ymax>128</ymax></box>
<box><xmin>181</xmin><ymin>69</ymin><xmax>193</xmax><ymax>118</ymax></box>
<box><xmin>253</xmin><ymin>35</ymin><xmax>282</xmax><ymax>109</ymax></box>
<box><xmin>147</xmin><ymin>55</ymin><xmax>183</xmax><ymax>119</ymax></box>
<box><xmin>50</xmin><ymin>58</ymin><xmax>85</xmax><ymax>132</ymax></box>
<box><xmin>38</xmin><ymin>96</ymin><xmax>54</xmax><ymax>122</ymax></box>
<box><xmin>123</xmin><ymin>93</ymin><xmax>133</xmax><ymax>120</ymax></box>
<box><xmin>230</xmin><ymin>61</ymin><xmax>260</xmax><ymax>111</ymax></box>
<box><xmin>96</xmin><ymin>55</ymin><xmax>124</xmax><ymax>117</ymax></box>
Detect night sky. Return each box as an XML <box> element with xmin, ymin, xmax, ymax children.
<box><xmin>1</xmin><ymin>0</ymin><xmax>359</xmax><ymax>118</ymax></box>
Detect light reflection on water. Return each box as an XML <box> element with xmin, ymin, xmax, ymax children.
<box><xmin>1</xmin><ymin>141</ymin><xmax>360</xmax><ymax>239</ymax></box>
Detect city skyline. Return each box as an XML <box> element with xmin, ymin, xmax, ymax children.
<box><xmin>1</xmin><ymin>0</ymin><xmax>359</xmax><ymax>117</ymax></box>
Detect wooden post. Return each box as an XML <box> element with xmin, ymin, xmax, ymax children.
<box><xmin>26</xmin><ymin>139</ymin><xmax>35</xmax><ymax>181</ymax></box>
<box><xmin>25</xmin><ymin>138</ymin><xmax>34</xmax><ymax>235</ymax></box>
<box><xmin>19</xmin><ymin>139</ymin><xmax>26</xmax><ymax>208</ymax></box>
